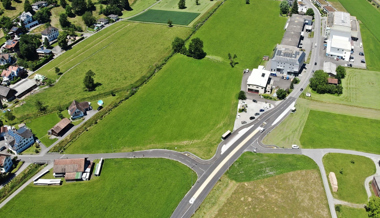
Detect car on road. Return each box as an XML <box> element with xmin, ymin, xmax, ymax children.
<box><xmin>259</xmin><ymin>109</ymin><xmax>264</xmax><ymax>112</ymax></box>
<box><xmin>255</xmin><ymin>113</ymin><xmax>260</xmax><ymax>116</ymax></box>
<box><xmin>0</xmin><ymin>146</ymin><xmax>5</xmax><ymax>151</ymax></box>
<box><xmin>249</xmin><ymin>116</ymin><xmax>255</xmax><ymax>120</ymax></box>
<box><xmin>292</xmin><ymin>144</ymin><xmax>299</xmax><ymax>149</ymax></box>
<box><xmin>300</xmin><ymin>88</ymin><xmax>303</xmax><ymax>91</ymax></box>
<box><xmin>359</xmin><ymin>52</ymin><xmax>364</xmax><ymax>56</ymax></box>
<box><xmin>314</xmin><ymin>62</ymin><xmax>317</xmax><ymax>65</ymax></box>
<box><xmin>361</xmin><ymin>59</ymin><xmax>366</xmax><ymax>63</ymax></box>
<box><xmin>252</xmin><ymin>99</ymin><xmax>257</xmax><ymax>103</ymax></box>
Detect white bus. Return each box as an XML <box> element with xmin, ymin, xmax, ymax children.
<box><xmin>221</xmin><ymin>130</ymin><xmax>231</xmax><ymax>140</ymax></box>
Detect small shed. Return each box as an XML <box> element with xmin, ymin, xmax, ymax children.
<box><xmin>372</xmin><ymin>176</ymin><xmax>380</xmax><ymax>197</ymax></box>
<box><xmin>328</xmin><ymin>78</ymin><xmax>338</xmax><ymax>85</ymax></box>
<box><xmin>48</xmin><ymin>118</ymin><xmax>72</xmax><ymax>136</ymax></box>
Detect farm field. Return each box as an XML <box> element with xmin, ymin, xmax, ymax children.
<box><xmin>152</xmin><ymin>0</ymin><xmax>217</xmax><ymax>13</ymax></box>
<box><xmin>263</xmin><ymin>98</ymin><xmax>380</xmax><ymax>148</ymax></box>
<box><xmin>323</xmin><ymin>153</ymin><xmax>375</xmax><ymax>204</ymax></box>
<box><xmin>120</xmin><ymin>0</ymin><xmax>157</xmax><ymax>18</ymax></box>
<box><xmin>65</xmin><ymin>55</ymin><xmax>241</xmax><ymax>157</ymax></box>
<box><xmin>0</xmin><ymin>158</ymin><xmax>195</xmax><ymax>217</ymax></box>
<box><xmin>13</xmin><ymin>22</ymin><xmax>191</xmax><ymax>119</ymax></box>
<box><xmin>64</xmin><ymin>0</ymin><xmax>287</xmax><ymax>158</ymax></box>
<box><xmin>331</xmin><ymin>0</ymin><xmax>380</xmax><ymax>71</ymax></box>
<box><xmin>337</xmin><ymin>205</ymin><xmax>367</xmax><ymax>218</ymax></box>
<box><xmin>194</xmin><ymin>153</ymin><xmax>329</xmax><ymax>218</ymax></box>
<box><xmin>300</xmin><ymin>110</ymin><xmax>380</xmax><ymax>153</ymax></box>
<box><xmin>26</xmin><ymin>113</ymin><xmax>61</xmax><ymax>146</ymax></box>
<box><xmin>303</xmin><ymin>69</ymin><xmax>380</xmax><ymax>110</ymax></box>
<box><xmin>129</xmin><ymin>9</ymin><xmax>200</xmax><ymax>25</ymax></box>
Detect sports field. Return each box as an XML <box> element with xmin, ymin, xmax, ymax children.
<box><xmin>331</xmin><ymin>0</ymin><xmax>380</xmax><ymax>71</ymax></box>
<box><xmin>13</xmin><ymin>22</ymin><xmax>191</xmax><ymax>119</ymax></box>
<box><xmin>0</xmin><ymin>158</ymin><xmax>195</xmax><ymax>217</ymax></box>
<box><xmin>129</xmin><ymin>9</ymin><xmax>200</xmax><ymax>25</ymax></box>
<box><xmin>303</xmin><ymin>69</ymin><xmax>380</xmax><ymax>110</ymax></box>
<box><xmin>300</xmin><ymin>110</ymin><xmax>380</xmax><ymax>153</ymax></box>
<box><xmin>65</xmin><ymin>0</ymin><xmax>286</xmax><ymax>158</ymax></box>
<box><xmin>194</xmin><ymin>153</ymin><xmax>329</xmax><ymax>218</ymax></box>
<box><xmin>323</xmin><ymin>153</ymin><xmax>375</xmax><ymax>204</ymax></box>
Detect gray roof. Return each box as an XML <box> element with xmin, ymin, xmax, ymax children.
<box><xmin>281</xmin><ymin>31</ymin><xmax>301</xmax><ymax>47</ymax></box>
<box><xmin>97</xmin><ymin>18</ymin><xmax>108</xmax><ymax>22</ymax></box>
<box><xmin>17</xmin><ymin>127</ymin><xmax>33</xmax><ymax>138</ymax></box>
<box><xmin>108</xmin><ymin>14</ymin><xmax>118</xmax><ymax>18</ymax></box>
<box><xmin>0</xmin><ymin>86</ymin><xmax>15</xmax><ymax>98</ymax></box>
<box><xmin>281</xmin><ymin>14</ymin><xmax>311</xmax><ymax>47</ymax></box>
<box><xmin>41</xmin><ymin>26</ymin><xmax>58</xmax><ymax>35</ymax></box>
<box><xmin>272</xmin><ymin>45</ymin><xmax>305</xmax><ymax>65</ymax></box>
<box><xmin>11</xmin><ymin>79</ymin><xmax>37</xmax><ymax>98</ymax></box>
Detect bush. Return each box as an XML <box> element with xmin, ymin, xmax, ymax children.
<box><xmin>335</xmin><ymin>205</ymin><xmax>341</xmax><ymax>212</ymax></box>
<box><xmin>238</xmin><ymin>91</ymin><xmax>246</xmax><ymax>100</ymax></box>
<box><xmin>276</xmin><ymin>88</ymin><xmax>287</xmax><ymax>100</ymax></box>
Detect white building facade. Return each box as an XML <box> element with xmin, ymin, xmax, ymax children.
<box><xmin>41</xmin><ymin>27</ymin><xmax>59</xmax><ymax>42</ymax></box>
<box><xmin>247</xmin><ymin>66</ymin><xmax>272</xmax><ymax>94</ymax></box>
<box><xmin>4</xmin><ymin>127</ymin><xmax>35</xmax><ymax>154</ymax></box>
<box><xmin>18</xmin><ymin>12</ymin><xmax>39</xmax><ymax>29</ymax></box>
<box><xmin>326</xmin><ymin>12</ymin><xmax>353</xmax><ymax>61</ymax></box>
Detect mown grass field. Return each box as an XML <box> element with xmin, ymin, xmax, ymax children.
<box><xmin>194</xmin><ymin>153</ymin><xmax>329</xmax><ymax>218</ymax></box>
<box><xmin>0</xmin><ymin>1</ymin><xmax>24</xmax><ymax>18</ymax></box>
<box><xmin>14</xmin><ymin>22</ymin><xmax>191</xmax><ymax>118</ymax></box>
<box><xmin>337</xmin><ymin>205</ymin><xmax>367</xmax><ymax>218</ymax></box>
<box><xmin>152</xmin><ymin>0</ymin><xmax>217</xmax><ymax>13</ymax></box>
<box><xmin>303</xmin><ymin>69</ymin><xmax>380</xmax><ymax>110</ymax></box>
<box><xmin>323</xmin><ymin>153</ymin><xmax>375</xmax><ymax>203</ymax></box>
<box><xmin>65</xmin><ymin>0</ymin><xmax>286</xmax><ymax>158</ymax></box>
<box><xmin>129</xmin><ymin>9</ymin><xmax>200</xmax><ymax>25</ymax></box>
<box><xmin>331</xmin><ymin>0</ymin><xmax>380</xmax><ymax>71</ymax></box>
<box><xmin>26</xmin><ymin>113</ymin><xmax>60</xmax><ymax>146</ymax></box>
<box><xmin>0</xmin><ymin>158</ymin><xmax>195</xmax><ymax>217</ymax></box>
<box><xmin>300</xmin><ymin>110</ymin><xmax>380</xmax><ymax>153</ymax></box>
<box><xmin>120</xmin><ymin>0</ymin><xmax>157</xmax><ymax>18</ymax></box>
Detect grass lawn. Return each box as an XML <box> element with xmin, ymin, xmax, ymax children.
<box><xmin>129</xmin><ymin>9</ymin><xmax>200</xmax><ymax>25</ymax></box>
<box><xmin>0</xmin><ymin>158</ymin><xmax>195</xmax><ymax>217</ymax></box>
<box><xmin>26</xmin><ymin>112</ymin><xmax>61</xmax><ymax>146</ymax></box>
<box><xmin>263</xmin><ymin>98</ymin><xmax>380</xmax><ymax>148</ymax></box>
<box><xmin>14</xmin><ymin>22</ymin><xmax>191</xmax><ymax>119</ymax></box>
<box><xmin>65</xmin><ymin>55</ymin><xmax>241</xmax><ymax>158</ymax></box>
<box><xmin>332</xmin><ymin>0</ymin><xmax>380</xmax><ymax>71</ymax></box>
<box><xmin>0</xmin><ymin>1</ymin><xmax>24</xmax><ymax>18</ymax></box>
<box><xmin>194</xmin><ymin>153</ymin><xmax>328</xmax><ymax>218</ymax></box>
<box><xmin>302</xmin><ymin>69</ymin><xmax>380</xmax><ymax>110</ymax></box>
<box><xmin>152</xmin><ymin>0</ymin><xmax>217</xmax><ymax>13</ymax></box>
<box><xmin>323</xmin><ymin>153</ymin><xmax>375</xmax><ymax>203</ymax></box>
<box><xmin>120</xmin><ymin>0</ymin><xmax>158</xmax><ymax>18</ymax></box>
<box><xmin>337</xmin><ymin>205</ymin><xmax>367</xmax><ymax>218</ymax></box>
<box><xmin>226</xmin><ymin>153</ymin><xmax>318</xmax><ymax>182</ymax></box>
<box><xmin>300</xmin><ymin>110</ymin><xmax>380</xmax><ymax>154</ymax></box>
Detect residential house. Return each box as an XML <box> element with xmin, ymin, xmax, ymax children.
<box><xmin>3</xmin><ymin>40</ymin><xmax>19</xmax><ymax>52</ymax></box>
<box><xmin>41</xmin><ymin>26</ymin><xmax>59</xmax><ymax>42</ymax></box>
<box><xmin>0</xmin><ymin>86</ymin><xmax>16</xmax><ymax>102</ymax></box>
<box><xmin>32</xmin><ymin>1</ymin><xmax>48</xmax><ymax>10</ymax></box>
<box><xmin>53</xmin><ymin>158</ymin><xmax>91</xmax><ymax>181</ymax></box>
<box><xmin>1</xmin><ymin>65</ymin><xmax>24</xmax><ymax>81</ymax></box>
<box><xmin>298</xmin><ymin>1</ymin><xmax>308</xmax><ymax>14</ymax></box>
<box><xmin>36</xmin><ymin>46</ymin><xmax>52</xmax><ymax>57</ymax></box>
<box><xmin>18</xmin><ymin>12</ymin><xmax>39</xmax><ymax>29</ymax></box>
<box><xmin>372</xmin><ymin>176</ymin><xmax>380</xmax><ymax>197</ymax></box>
<box><xmin>108</xmin><ymin>14</ymin><xmax>119</xmax><ymax>21</ymax></box>
<box><xmin>68</xmin><ymin>100</ymin><xmax>92</xmax><ymax>119</ymax></box>
<box><xmin>247</xmin><ymin>66</ymin><xmax>272</xmax><ymax>94</ymax></box>
<box><xmin>0</xmin><ymin>126</ymin><xmax>8</xmax><ymax>137</ymax></box>
<box><xmin>323</xmin><ymin>62</ymin><xmax>337</xmax><ymax>77</ymax></box>
<box><xmin>4</xmin><ymin>127</ymin><xmax>35</xmax><ymax>154</ymax></box>
<box><xmin>97</xmin><ymin>18</ymin><xmax>109</xmax><ymax>25</ymax></box>
<box><xmin>270</xmin><ymin>44</ymin><xmax>306</xmax><ymax>75</ymax></box>
<box><xmin>8</xmin><ymin>26</ymin><xmax>22</xmax><ymax>38</ymax></box>
<box><xmin>48</xmin><ymin>118</ymin><xmax>72</xmax><ymax>136</ymax></box>
<box><xmin>325</xmin><ymin>12</ymin><xmax>352</xmax><ymax>61</ymax></box>
<box><xmin>327</xmin><ymin>78</ymin><xmax>338</xmax><ymax>85</ymax></box>
<box><xmin>0</xmin><ymin>53</ymin><xmax>12</xmax><ymax>66</ymax></box>
<box><xmin>0</xmin><ymin>154</ymin><xmax>12</xmax><ymax>173</ymax></box>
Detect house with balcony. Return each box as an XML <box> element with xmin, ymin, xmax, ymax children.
<box><xmin>41</xmin><ymin>26</ymin><xmax>59</xmax><ymax>42</ymax></box>
<box><xmin>4</xmin><ymin>127</ymin><xmax>35</xmax><ymax>154</ymax></box>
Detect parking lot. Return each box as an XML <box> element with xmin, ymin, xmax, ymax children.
<box><xmin>233</xmin><ymin>99</ymin><xmax>274</xmax><ymax>130</ymax></box>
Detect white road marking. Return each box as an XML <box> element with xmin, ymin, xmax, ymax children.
<box><xmin>221</xmin><ymin>127</ymin><xmax>251</xmax><ymax>154</ymax></box>
<box><xmin>189</xmin><ymin>128</ymin><xmax>260</xmax><ymax>204</ymax></box>
<box><xmin>272</xmin><ymin>102</ymin><xmax>295</xmax><ymax>126</ymax></box>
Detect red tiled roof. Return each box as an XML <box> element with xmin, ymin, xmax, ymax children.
<box><xmin>328</xmin><ymin>78</ymin><xmax>338</xmax><ymax>84</ymax></box>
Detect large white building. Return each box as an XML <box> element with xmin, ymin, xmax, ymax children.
<box><xmin>247</xmin><ymin>66</ymin><xmax>272</xmax><ymax>94</ymax></box>
<box><xmin>41</xmin><ymin>26</ymin><xmax>59</xmax><ymax>42</ymax></box>
<box><xmin>18</xmin><ymin>12</ymin><xmax>39</xmax><ymax>29</ymax></box>
<box><xmin>325</xmin><ymin>12</ymin><xmax>353</xmax><ymax>61</ymax></box>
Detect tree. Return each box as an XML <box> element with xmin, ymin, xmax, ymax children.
<box><xmin>66</xmin><ymin>5</ymin><xmax>74</xmax><ymax>17</ymax></box>
<box><xmin>4</xmin><ymin>111</ymin><xmax>15</xmax><ymax>121</ymax></box>
<box><xmin>58</xmin><ymin>31</ymin><xmax>68</xmax><ymax>49</ymax></box>
<box><xmin>280</xmin><ymin>0</ymin><xmax>289</xmax><ymax>14</ymax></box>
<box><xmin>291</xmin><ymin>0</ymin><xmax>298</xmax><ymax>14</ymax></box>
<box><xmin>0</xmin><ymin>119</ymin><xmax>3</xmax><ymax>127</ymax></box>
<box><xmin>55</xmin><ymin>67</ymin><xmax>61</xmax><ymax>74</ymax></box>
<box><xmin>72</xmin><ymin>0</ymin><xmax>87</xmax><ymax>15</ymax></box>
<box><xmin>99</xmin><ymin>4</ymin><xmax>103</xmax><ymax>14</ymax></box>
<box><xmin>196</xmin><ymin>0</ymin><xmax>200</xmax><ymax>5</ymax></box>
<box><xmin>60</xmin><ymin>0</ymin><xmax>67</xmax><ymax>8</ymax></box>
<box><xmin>33</xmin><ymin>8</ymin><xmax>51</xmax><ymax>23</ymax></box>
<box><xmin>172</xmin><ymin>37</ymin><xmax>186</xmax><ymax>54</ymax></box>
<box><xmin>276</xmin><ymin>89</ymin><xmax>287</xmax><ymax>100</ymax></box>
<box><xmin>43</xmin><ymin>37</ymin><xmax>50</xmax><ymax>48</ymax></box>
<box><xmin>246</xmin><ymin>0</ymin><xmax>250</xmax><ymax>4</ymax></box>
<box><xmin>0</xmin><ymin>16</ymin><xmax>13</xmax><ymax>31</ymax></box>
<box><xmin>35</xmin><ymin>100</ymin><xmax>47</xmax><ymax>112</ymax></box>
<box><xmin>306</xmin><ymin>8</ymin><xmax>314</xmax><ymax>19</ymax></box>
<box><xmin>2</xmin><ymin>0</ymin><xmax>12</xmax><ymax>10</ymax></box>
<box><xmin>290</xmin><ymin>80</ymin><xmax>294</xmax><ymax>89</ymax></box>
<box><xmin>228</xmin><ymin>53</ymin><xmax>238</xmax><ymax>67</ymax></box>
<box><xmin>87</xmin><ymin>0</ymin><xmax>95</xmax><ymax>10</ymax></box>
<box><xmin>188</xmin><ymin>38</ymin><xmax>206</xmax><ymax>59</ymax></box>
<box><xmin>59</xmin><ymin>13</ymin><xmax>71</xmax><ymax>27</ymax></box>
<box><xmin>238</xmin><ymin>91</ymin><xmax>247</xmax><ymax>100</ymax></box>
<box><xmin>19</xmin><ymin>34</ymin><xmax>41</xmax><ymax>60</ymax></box>
<box><xmin>82</xmin><ymin>11</ymin><xmax>96</xmax><ymax>26</ymax></box>
<box><xmin>336</xmin><ymin>65</ymin><xmax>346</xmax><ymax>80</ymax></box>
<box><xmin>167</xmin><ymin>19</ymin><xmax>173</xmax><ymax>27</ymax></box>
<box><xmin>24</xmin><ymin>0</ymin><xmax>34</xmax><ymax>14</ymax></box>
<box><xmin>178</xmin><ymin>0</ymin><xmax>186</xmax><ymax>9</ymax></box>
<box><xmin>367</xmin><ymin>197</ymin><xmax>380</xmax><ymax>217</ymax></box>
<box><xmin>120</xmin><ymin>0</ymin><xmax>132</xmax><ymax>10</ymax></box>
<box><xmin>83</xmin><ymin>70</ymin><xmax>96</xmax><ymax>91</ymax></box>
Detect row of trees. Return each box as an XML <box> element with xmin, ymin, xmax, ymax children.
<box><xmin>309</xmin><ymin>70</ymin><xmax>343</xmax><ymax>94</ymax></box>
<box><xmin>279</xmin><ymin>0</ymin><xmax>314</xmax><ymax>18</ymax></box>
<box><xmin>172</xmin><ymin>37</ymin><xmax>207</xmax><ymax>59</ymax></box>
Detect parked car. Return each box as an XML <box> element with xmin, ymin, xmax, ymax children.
<box><xmin>361</xmin><ymin>59</ymin><xmax>366</xmax><ymax>63</ymax></box>
<box><xmin>252</xmin><ymin>99</ymin><xmax>257</xmax><ymax>103</ymax></box>
<box><xmin>249</xmin><ymin>116</ymin><xmax>255</xmax><ymax>120</ymax></box>
<box><xmin>292</xmin><ymin>144</ymin><xmax>299</xmax><ymax>149</ymax></box>
<box><xmin>300</xmin><ymin>88</ymin><xmax>304</xmax><ymax>91</ymax></box>
<box><xmin>0</xmin><ymin>146</ymin><xmax>5</xmax><ymax>151</ymax></box>
<box><xmin>314</xmin><ymin>62</ymin><xmax>317</xmax><ymax>65</ymax></box>
<box><xmin>359</xmin><ymin>52</ymin><xmax>364</xmax><ymax>56</ymax></box>
<box><xmin>348</xmin><ymin>64</ymin><xmax>352</xmax><ymax>67</ymax></box>
<box><xmin>259</xmin><ymin>109</ymin><xmax>265</xmax><ymax>112</ymax></box>
<box><xmin>97</xmin><ymin>106</ymin><xmax>103</xmax><ymax>111</ymax></box>
<box><xmin>241</xmin><ymin>121</ymin><xmax>247</xmax><ymax>124</ymax></box>
<box><xmin>255</xmin><ymin>112</ymin><xmax>260</xmax><ymax>116</ymax></box>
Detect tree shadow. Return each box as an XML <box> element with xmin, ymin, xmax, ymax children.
<box><xmin>94</xmin><ymin>82</ymin><xmax>102</xmax><ymax>89</ymax></box>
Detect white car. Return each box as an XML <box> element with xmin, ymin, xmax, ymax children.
<box><xmin>292</xmin><ymin>144</ymin><xmax>299</xmax><ymax>149</ymax></box>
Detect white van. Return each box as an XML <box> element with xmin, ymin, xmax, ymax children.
<box><xmin>360</xmin><ymin>42</ymin><xmax>363</xmax><ymax>48</ymax></box>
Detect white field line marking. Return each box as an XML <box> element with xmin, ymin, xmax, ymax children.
<box><xmin>272</xmin><ymin>102</ymin><xmax>295</xmax><ymax>126</ymax></box>
<box><xmin>189</xmin><ymin>128</ymin><xmax>260</xmax><ymax>204</ymax></box>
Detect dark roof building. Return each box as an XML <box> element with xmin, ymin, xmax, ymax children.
<box><xmin>4</xmin><ymin>127</ymin><xmax>34</xmax><ymax>154</ymax></box>
<box><xmin>68</xmin><ymin>100</ymin><xmax>91</xmax><ymax>119</ymax></box>
<box><xmin>0</xmin><ymin>86</ymin><xmax>16</xmax><ymax>102</ymax></box>
<box><xmin>41</xmin><ymin>26</ymin><xmax>58</xmax><ymax>35</ymax></box>
<box><xmin>53</xmin><ymin>158</ymin><xmax>87</xmax><ymax>177</ymax></box>
<box><xmin>108</xmin><ymin>14</ymin><xmax>119</xmax><ymax>21</ymax></box>
<box><xmin>49</xmin><ymin>118</ymin><xmax>72</xmax><ymax>136</ymax></box>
